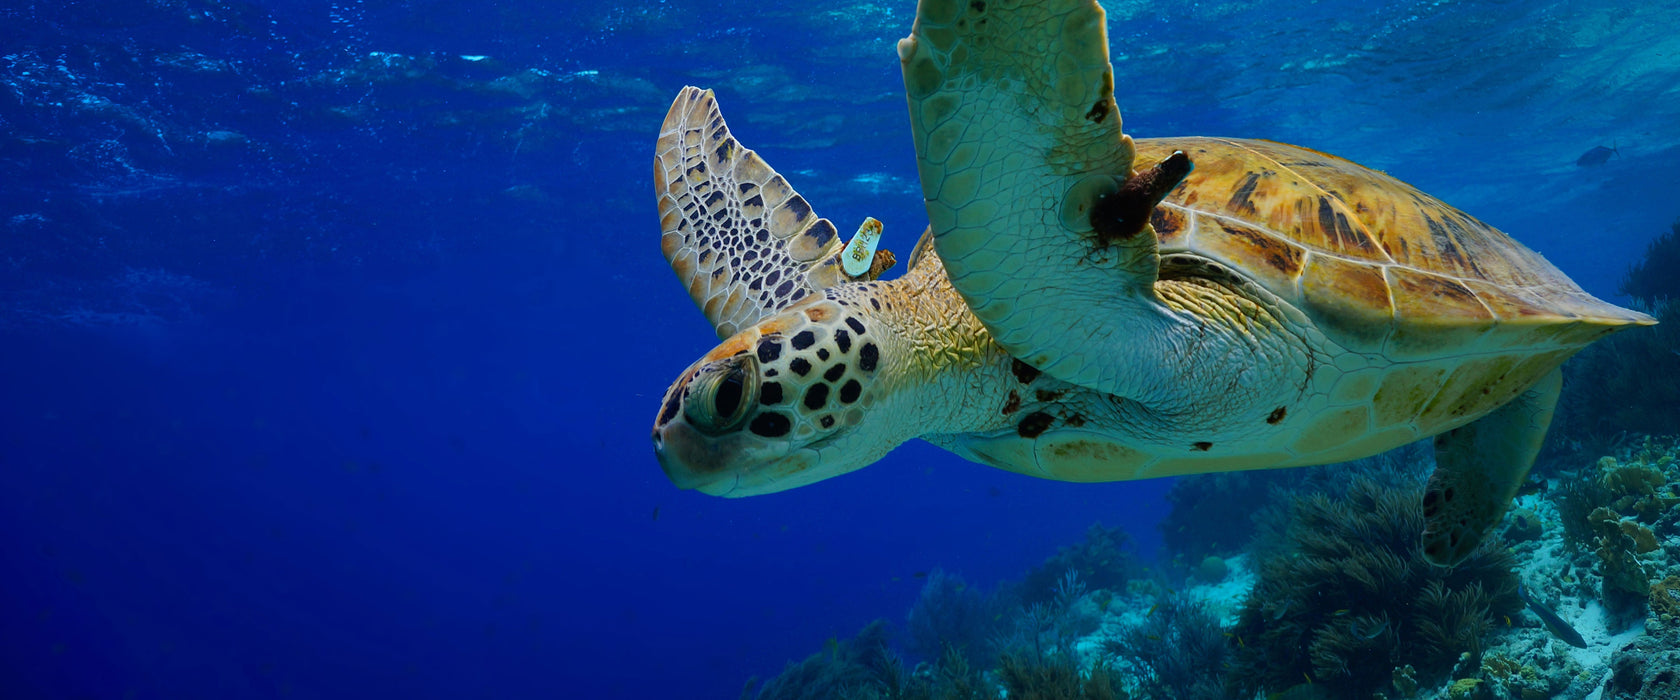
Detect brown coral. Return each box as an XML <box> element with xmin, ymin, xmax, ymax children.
<box><xmin>1601</xmin><ymin>459</ymin><xmax>1667</xmax><ymax>508</ymax></box>
<box><xmin>1651</xmin><ymin>576</ymin><xmax>1680</xmax><ymax>623</ymax></box>
<box><xmin>1591</xmin><ymin>507</ymin><xmax>1661</xmax><ymax>553</ymax></box>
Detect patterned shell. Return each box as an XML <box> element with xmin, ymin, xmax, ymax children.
<box><xmin>1136</xmin><ymin>137</ymin><xmax>1653</xmax><ymax>358</ymax></box>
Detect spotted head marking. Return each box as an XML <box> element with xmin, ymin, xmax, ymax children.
<box><xmin>652</xmin><ymin>295</ymin><xmax>894</xmax><ymax>496</ymax></box>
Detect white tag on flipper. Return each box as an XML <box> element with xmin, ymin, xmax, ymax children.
<box><xmin>841</xmin><ymin>217</ymin><xmax>883</xmax><ymax>277</ymax></box>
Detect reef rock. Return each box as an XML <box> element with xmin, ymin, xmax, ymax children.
<box><xmin>1603</xmin><ymin>627</ymin><xmax>1680</xmax><ymax>700</ymax></box>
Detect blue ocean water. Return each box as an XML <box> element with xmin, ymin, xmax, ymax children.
<box><xmin>1</xmin><ymin>0</ymin><xmax>1677</xmax><ymax>698</ymax></box>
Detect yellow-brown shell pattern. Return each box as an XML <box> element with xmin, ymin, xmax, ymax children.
<box><xmin>1137</xmin><ymin>137</ymin><xmax>1654</xmax><ymax>359</ymax></box>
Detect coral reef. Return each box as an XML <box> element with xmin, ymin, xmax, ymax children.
<box><xmin>1447</xmin><ymin>677</ymin><xmax>1487</xmax><ymax>700</ymax></box>
<box><xmin>751</xmin><ymin>571</ymin><xmax>1121</xmax><ymax>700</ymax></box>
<box><xmin>1160</xmin><ymin>443</ymin><xmax>1431</xmax><ymax>567</ymax></box>
<box><xmin>1474</xmin><ymin>650</ymin><xmax>1559</xmax><ymax>700</ymax></box>
<box><xmin>995</xmin><ymin>654</ymin><xmax>1123</xmax><ymax>700</ymax></box>
<box><xmin>748</xmin><ymin>620</ymin><xmax>906</xmax><ymax>700</ymax></box>
<box><xmin>1603</xmin><ymin>626</ymin><xmax>1680</xmax><ymax>700</ymax></box>
<box><xmin>917</xmin><ymin>644</ymin><xmax>992</xmax><ymax>700</ymax></box>
<box><xmin>745</xmin><ymin>439</ymin><xmax>1680</xmax><ymax>700</ymax></box>
<box><xmin>1099</xmin><ymin>596</ymin><xmax>1227</xmax><ymax>700</ymax></box>
<box><xmin>1619</xmin><ymin>218</ymin><xmax>1680</xmax><ymax>303</ymax></box>
<box><xmin>1549</xmin><ymin>441</ymin><xmax>1680</xmax><ymax>619</ymax></box>
<box><xmin>1017</xmin><ymin>524</ymin><xmax>1138</xmax><ymax>605</ymax></box>
<box><xmin>991</xmin><ymin>571</ymin><xmax>1103</xmax><ymax>665</ymax></box>
<box><xmin>906</xmin><ymin>569</ymin><xmax>1002</xmax><ymax>667</ymax></box>
<box><xmin>987</xmin><ymin>571</ymin><xmax>1120</xmax><ymax>700</ymax></box>
<box><xmin>746</xmin><ymin>620</ymin><xmax>993</xmax><ymax>700</ymax></box>
<box><xmin>1158</xmin><ymin>470</ymin><xmax>1293</xmax><ymax>563</ymax></box>
<box><xmin>1226</xmin><ymin>479</ymin><xmax>1522</xmax><ymax>698</ymax></box>
<box><xmin>1194</xmin><ymin>556</ymin><xmax>1227</xmax><ymax>583</ymax></box>
<box><xmin>1456</xmin><ymin>613</ymin><xmax>1601</xmax><ymax>700</ymax></box>
<box><xmin>1651</xmin><ymin>576</ymin><xmax>1680</xmax><ymax>625</ymax></box>
<box><xmin>1505</xmin><ymin>507</ymin><xmax>1544</xmax><ymax>543</ymax></box>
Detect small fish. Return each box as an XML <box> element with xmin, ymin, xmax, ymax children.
<box><xmin>1271</xmin><ymin>600</ymin><xmax>1293</xmax><ymax>620</ymax></box>
<box><xmin>1517</xmin><ymin>583</ymin><xmax>1588</xmax><ymax>648</ymax></box>
<box><xmin>1146</xmin><ymin>603</ymin><xmax>1160</xmax><ymax>617</ymax></box>
<box><xmin>1146</xmin><ymin>635</ymin><xmax>1161</xmax><ymax>641</ymax></box>
<box><xmin>912</xmin><ymin>571</ymin><xmax>928</xmax><ymax>579</ymax></box>
<box><xmin>1332</xmin><ymin>609</ymin><xmax>1350</xmax><ymax>617</ymax></box>
<box><xmin>651</xmin><ymin>506</ymin><xmax>660</xmax><ymax>521</ymax></box>
<box><xmin>1356</xmin><ymin>619</ymin><xmax>1388</xmax><ymax>640</ymax></box>
<box><xmin>1576</xmin><ymin>144</ymin><xmax>1619</xmax><ymax>167</ymax></box>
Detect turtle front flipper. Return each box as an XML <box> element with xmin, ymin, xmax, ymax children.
<box><xmin>898</xmin><ymin>0</ymin><xmax>1182</xmax><ymax>392</ymax></box>
<box><xmin>656</xmin><ymin>87</ymin><xmax>889</xmax><ymax>339</ymax></box>
<box><xmin>1422</xmin><ymin>367</ymin><xmax>1562</xmax><ymax>567</ymax></box>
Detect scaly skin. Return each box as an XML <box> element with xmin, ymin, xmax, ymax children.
<box><xmin>653</xmin><ymin>233</ymin><xmax>1328</xmax><ymax>495</ymax></box>
<box><xmin>899</xmin><ymin>0</ymin><xmax>1146</xmax><ymax>394</ymax></box>
<box><xmin>896</xmin><ymin>0</ymin><xmax>1328</xmax><ymax>435</ymax></box>
<box><xmin>652</xmin><ymin>0</ymin><xmax>1651</xmax><ymax>567</ymax></box>
<box><xmin>653</xmin><ymin>241</ymin><xmax>1014</xmax><ymax>496</ymax></box>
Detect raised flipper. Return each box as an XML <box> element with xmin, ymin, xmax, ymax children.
<box><xmin>897</xmin><ymin>0</ymin><xmax>1186</xmax><ymax>394</ymax></box>
<box><xmin>655</xmin><ymin>87</ymin><xmax>893</xmax><ymax>338</ymax></box>
<box><xmin>1422</xmin><ymin>367</ymin><xmax>1562</xmax><ymax>566</ymax></box>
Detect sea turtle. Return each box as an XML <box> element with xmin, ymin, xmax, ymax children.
<box><xmin>649</xmin><ymin>0</ymin><xmax>1653</xmax><ymax>566</ymax></box>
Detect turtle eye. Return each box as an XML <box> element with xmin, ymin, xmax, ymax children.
<box><xmin>714</xmin><ymin>368</ymin><xmax>745</xmax><ymax>418</ymax></box>
<box><xmin>684</xmin><ymin>358</ymin><xmax>757</xmax><ymax>435</ymax></box>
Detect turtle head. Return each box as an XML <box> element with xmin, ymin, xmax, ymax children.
<box><xmin>651</xmin><ymin>299</ymin><xmax>899</xmax><ymax>497</ymax></box>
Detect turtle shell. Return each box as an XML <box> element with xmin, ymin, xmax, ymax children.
<box><xmin>1136</xmin><ymin>137</ymin><xmax>1653</xmax><ymax>359</ymax></box>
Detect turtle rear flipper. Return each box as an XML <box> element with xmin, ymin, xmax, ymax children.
<box><xmin>656</xmin><ymin>87</ymin><xmax>878</xmax><ymax>338</ymax></box>
<box><xmin>1422</xmin><ymin>367</ymin><xmax>1562</xmax><ymax>566</ymax></box>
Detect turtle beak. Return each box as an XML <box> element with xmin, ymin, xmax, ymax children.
<box><xmin>652</xmin><ymin>420</ymin><xmax>743</xmax><ymax>496</ymax></box>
